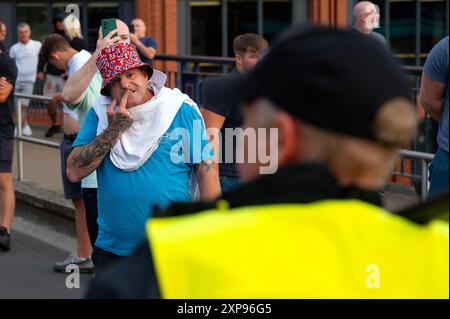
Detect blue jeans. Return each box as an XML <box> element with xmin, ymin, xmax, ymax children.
<box><xmin>428</xmin><ymin>146</ymin><xmax>449</xmax><ymax>198</ymax></box>
<box><xmin>220</xmin><ymin>176</ymin><xmax>241</xmax><ymax>195</ymax></box>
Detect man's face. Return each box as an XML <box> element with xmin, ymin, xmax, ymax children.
<box><xmin>236</xmin><ymin>49</ymin><xmax>262</xmax><ymax>73</ymax></box>
<box><xmin>109</xmin><ymin>68</ymin><xmax>149</xmax><ymax>108</ymax></box>
<box><xmin>362</xmin><ymin>4</ymin><xmax>380</xmax><ymax>31</ymax></box>
<box><xmin>0</xmin><ymin>24</ymin><xmax>7</xmax><ymax>42</ymax></box>
<box><xmin>18</xmin><ymin>27</ymin><xmax>31</xmax><ymax>43</ymax></box>
<box><xmin>131</xmin><ymin>20</ymin><xmax>146</xmax><ymax>37</ymax></box>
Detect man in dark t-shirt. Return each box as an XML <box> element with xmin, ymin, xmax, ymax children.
<box><xmin>351</xmin><ymin>1</ymin><xmax>387</xmax><ymax>46</ymax></box>
<box><xmin>0</xmin><ymin>49</ymin><xmax>18</xmax><ymax>251</ymax></box>
<box><xmin>202</xmin><ymin>34</ymin><xmax>268</xmax><ymax>194</ymax></box>
<box><xmin>130</xmin><ymin>18</ymin><xmax>157</xmax><ymax>66</ymax></box>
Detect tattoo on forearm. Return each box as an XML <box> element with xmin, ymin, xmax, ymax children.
<box><xmin>111</xmin><ymin>113</ymin><xmax>133</xmax><ymax>130</ymax></box>
<box><xmin>71</xmin><ymin>137</ymin><xmax>113</xmax><ymax>168</ymax></box>
<box><xmin>71</xmin><ymin>114</ymin><xmax>132</xmax><ymax>168</ymax></box>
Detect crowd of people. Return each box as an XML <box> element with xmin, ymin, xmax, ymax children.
<box><xmin>0</xmin><ymin>0</ymin><xmax>448</xmax><ymax>299</ymax></box>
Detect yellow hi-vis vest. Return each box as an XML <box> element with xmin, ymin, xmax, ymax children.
<box><xmin>146</xmin><ymin>200</ymin><xmax>449</xmax><ymax>299</ymax></box>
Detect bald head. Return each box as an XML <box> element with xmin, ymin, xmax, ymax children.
<box><xmin>353</xmin><ymin>1</ymin><xmax>380</xmax><ymax>33</ymax></box>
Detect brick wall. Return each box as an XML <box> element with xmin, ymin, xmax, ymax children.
<box><xmin>310</xmin><ymin>0</ymin><xmax>348</xmax><ymax>28</ymax></box>
<box><xmin>135</xmin><ymin>0</ymin><xmax>177</xmax><ymax>81</ymax></box>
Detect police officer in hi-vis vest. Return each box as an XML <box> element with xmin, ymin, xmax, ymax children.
<box><xmin>87</xmin><ymin>25</ymin><xmax>449</xmax><ymax>299</ymax></box>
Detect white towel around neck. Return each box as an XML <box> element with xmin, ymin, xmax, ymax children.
<box><xmin>92</xmin><ymin>70</ymin><xmax>201</xmax><ymax>171</ymax></box>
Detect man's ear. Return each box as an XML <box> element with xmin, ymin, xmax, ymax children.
<box><xmin>49</xmin><ymin>52</ymin><xmax>59</xmax><ymax>62</ymax></box>
<box><xmin>235</xmin><ymin>54</ymin><xmax>242</xmax><ymax>67</ymax></box>
<box><xmin>274</xmin><ymin>111</ymin><xmax>300</xmax><ymax>167</ymax></box>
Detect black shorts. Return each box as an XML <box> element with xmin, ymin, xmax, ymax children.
<box><xmin>60</xmin><ymin>134</ymin><xmax>82</xmax><ymax>200</ymax></box>
<box><xmin>0</xmin><ymin>138</ymin><xmax>13</xmax><ymax>173</ymax></box>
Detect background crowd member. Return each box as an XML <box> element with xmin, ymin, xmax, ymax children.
<box><xmin>9</xmin><ymin>23</ymin><xmax>41</xmax><ymax>136</ymax></box>
<box><xmin>87</xmin><ymin>26</ymin><xmax>448</xmax><ymax>299</ymax></box>
<box><xmin>130</xmin><ymin>18</ymin><xmax>157</xmax><ymax>65</ymax></box>
<box><xmin>0</xmin><ymin>42</ymin><xmax>18</xmax><ymax>251</ymax></box>
<box><xmin>63</xmin><ymin>14</ymin><xmax>85</xmax><ymax>52</ymax></box>
<box><xmin>352</xmin><ymin>1</ymin><xmax>386</xmax><ymax>46</ymax></box>
<box><xmin>419</xmin><ymin>36</ymin><xmax>449</xmax><ymax>198</ymax></box>
<box><xmin>202</xmin><ymin>33</ymin><xmax>268</xmax><ymax>194</ymax></box>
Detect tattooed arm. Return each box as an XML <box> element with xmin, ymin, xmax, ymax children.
<box><xmin>66</xmin><ymin>92</ymin><xmax>133</xmax><ymax>183</ymax></box>
<box><xmin>63</xmin><ymin>29</ymin><xmax>120</xmax><ymax>105</ymax></box>
<box><xmin>194</xmin><ymin>159</ymin><xmax>221</xmax><ymax>201</ymax></box>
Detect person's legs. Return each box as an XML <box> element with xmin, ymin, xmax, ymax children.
<box><xmin>44</xmin><ymin>75</ymin><xmax>62</xmax><ymax>137</ymax></box>
<box><xmin>428</xmin><ymin>147</ymin><xmax>449</xmax><ymax>198</ymax></box>
<box><xmin>72</xmin><ymin>198</ymin><xmax>92</xmax><ymax>259</ymax></box>
<box><xmin>21</xmin><ymin>82</ymin><xmax>34</xmax><ymax>129</ymax></box>
<box><xmin>14</xmin><ymin>82</ymin><xmax>34</xmax><ymax>135</ymax></box>
<box><xmin>53</xmin><ymin>137</ymin><xmax>94</xmax><ymax>272</ymax></box>
<box><xmin>0</xmin><ymin>172</ymin><xmax>15</xmax><ymax>231</ymax></box>
<box><xmin>0</xmin><ymin>138</ymin><xmax>15</xmax><ymax>238</ymax></box>
<box><xmin>47</xmin><ymin>102</ymin><xmax>59</xmax><ymax>126</ymax></box>
<box><xmin>82</xmin><ymin>188</ymin><xmax>98</xmax><ymax>246</ymax></box>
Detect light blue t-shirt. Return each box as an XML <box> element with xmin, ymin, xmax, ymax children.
<box><xmin>424</xmin><ymin>36</ymin><xmax>449</xmax><ymax>152</ymax></box>
<box><xmin>73</xmin><ymin>102</ymin><xmax>214</xmax><ymax>256</ymax></box>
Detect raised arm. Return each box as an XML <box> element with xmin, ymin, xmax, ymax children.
<box><xmin>62</xmin><ymin>30</ymin><xmax>119</xmax><ymax>105</ymax></box>
<box><xmin>130</xmin><ymin>34</ymin><xmax>156</xmax><ymax>60</ymax></box>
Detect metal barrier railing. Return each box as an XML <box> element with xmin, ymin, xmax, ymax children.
<box><xmin>395</xmin><ymin>150</ymin><xmax>434</xmax><ymax>201</ymax></box>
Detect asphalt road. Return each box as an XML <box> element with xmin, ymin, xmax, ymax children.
<box><xmin>0</xmin><ymin>203</ymin><xmax>94</xmax><ymax>299</ymax></box>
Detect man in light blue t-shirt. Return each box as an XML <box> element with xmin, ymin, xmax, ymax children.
<box><xmin>420</xmin><ymin>36</ymin><xmax>449</xmax><ymax>198</ymax></box>
<box><xmin>67</xmin><ymin>42</ymin><xmax>220</xmax><ymax>272</ymax></box>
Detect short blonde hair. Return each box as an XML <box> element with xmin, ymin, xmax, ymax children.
<box><xmin>63</xmin><ymin>15</ymin><xmax>83</xmax><ymax>40</ymax></box>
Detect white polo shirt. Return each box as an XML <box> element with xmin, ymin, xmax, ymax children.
<box><xmin>9</xmin><ymin>39</ymin><xmax>42</xmax><ymax>83</ymax></box>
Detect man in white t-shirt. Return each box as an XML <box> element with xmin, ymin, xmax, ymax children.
<box><xmin>9</xmin><ymin>23</ymin><xmax>41</xmax><ymax>135</ymax></box>
<box><xmin>41</xmin><ymin>24</ymin><xmax>131</xmax><ymax>271</ymax></box>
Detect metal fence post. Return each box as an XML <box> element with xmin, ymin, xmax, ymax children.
<box><xmin>16</xmin><ymin>98</ymin><xmax>24</xmax><ymax>181</ymax></box>
<box><xmin>421</xmin><ymin>159</ymin><xmax>429</xmax><ymax>201</ymax></box>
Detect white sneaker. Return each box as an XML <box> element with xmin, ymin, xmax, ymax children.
<box><xmin>22</xmin><ymin>125</ymin><xmax>32</xmax><ymax>136</ymax></box>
